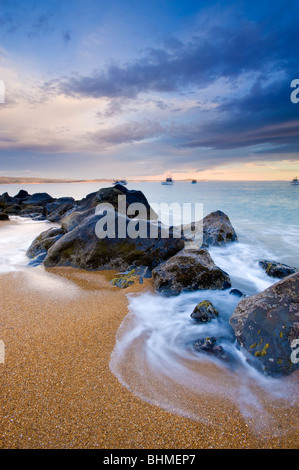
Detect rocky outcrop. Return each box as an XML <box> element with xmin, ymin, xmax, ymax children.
<box><xmin>0</xmin><ymin>184</ymin><xmax>158</xmax><ymax>224</ymax></box>
<box><xmin>152</xmin><ymin>248</ymin><xmax>231</xmax><ymax>295</ymax></box>
<box><xmin>259</xmin><ymin>260</ymin><xmax>299</xmax><ymax>279</ymax></box>
<box><xmin>43</xmin><ymin>211</ymin><xmax>184</xmax><ymax>271</ymax></box>
<box><xmin>0</xmin><ymin>212</ymin><xmax>9</xmax><ymax>221</ymax></box>
<box><xmin>190</xmin><ymin>300</ymin><xmax>219</xmax><ymax>322</ymax></box>
<box><xmin>229</xmin><ymin>272</ymin><xmax>299</xmax><ymax>376</ymax></box>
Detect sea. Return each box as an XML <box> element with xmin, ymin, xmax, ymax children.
<box><xmin>1</xmin><ymin>180</ymin><xmax>299</xmax><ymax>434</ymax></box>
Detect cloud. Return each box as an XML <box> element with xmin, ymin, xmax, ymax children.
<box><xmin>89</xmin><ymin>119</ymin><xmax>165</xmax><ymax>147</ymax></box>
<box><xmin>51</xmin><ymin>16</ymin><xmax>298</xmax><ymax>100</ymax></box>
<box><xmin>177</xmin><ymin>76</ymin><xmax>299</xmax><ymax>153</ymax></box>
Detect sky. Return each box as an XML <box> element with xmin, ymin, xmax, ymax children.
<box><xmin>0</xmin><ymin>0</ymin><xmax>299</xmax><ymax>181</ymax></box>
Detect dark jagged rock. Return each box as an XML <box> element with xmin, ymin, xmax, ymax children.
<box><xmin>0</xmin><ymin>212</ymin><xmax>9</xmax><ymax>220</ymax></box>
<box><xmin>259</xmin><ymin>259</ymin><xmax>299</xmax><ymax>279</ymax></box>
<box><xmin>191</xmin><ymin>300</ymin><xmax>219</xmax><ymax>322</ymax></box>
<box><xmin>229</xmin><ymin>272</ymin><xmax>299</xmax><ymax>376</ymax></box>
<box><xmin>23</xmin><ymin>192</ymin><xmax>55</xmax><ymax>206</ymax></box>
<box><xmin>192</xmin><ymin>337</ymin><xmax>229</xmax><ymax>361</ymax></box>
<box><xmin>14</xmin><ymin>190</ymin><xmax>29</xmax><ymax>201</ymax></box>
<box><xmin>152</xmin><ymin>248</ymin><xmax>231</xmax><ymax>295</ymax></box>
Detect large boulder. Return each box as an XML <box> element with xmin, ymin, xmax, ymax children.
<box><xmin>259</xmin><ymin>260</ymin><xmax>299</xmax><ymax>279</ymax></box>
<box><xmin>43</xmin><ymin>211</ymin><xmax>184</xmax><ymax>271</ymax></box>
<box><xmin>229</xmin><ymin>272</ymin><xmax>299</xmax><ymax>376</ymax></box>
<box><xmin>75</xmin><ymin>184</ymin><xmax>157</xmax><ymax>220</ymax></box>
<box><xmin>202</xmin><ymin>210</ymin><xmax>238</xmax><ymax>247</ymax></box>
<box><xmin>152</xmin><ymin>248</ymin><xmax>231</xmax><ymax>295</ymax></box>
<box><xmin>179</xmin><ymin>210</ymin><xmax>237</xmax><ymax>248</ymax></box>
<box><xmin>60</xmin><ymin>185</ymin><xmax>158</xmax><ymax>233</ymax></box>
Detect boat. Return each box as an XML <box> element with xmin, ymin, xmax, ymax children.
<box><xmin>161</xmin><ymin>175</ymin><xmax>174</xmax><ymax>185</ymax></box>
<box><xmin>113</xmin><ymin>178</ymin><xmax>128</xmax><ymax>185</ymax></box>
<box><xmin>291</xmin><ymin>176</ymin><xmax>299</xmax><ymax>185</ymax></box>
<box><xmin>191</xmin><ymin>179</ymin><xmax>197</xmax><ymax>184</ymax></box>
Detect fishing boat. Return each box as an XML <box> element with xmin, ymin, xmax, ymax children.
<box><xmin>191</xmin><ymin>179</ymin><xmax>197</xmax><ymax>184</ymax></box>
<box><xmin>113</xmin><ymin>178</ymin><xmax>128</xmax><ymax>185</ymax></box>
<box><xmin>161</xmin><ymin>175</ymin><xmax>174</xmax><ymax>185</ymax></box>
<box><xmin>291</xmin><ymin>177</ymin><xmax>299</xmax><ymax>185</ymax></box>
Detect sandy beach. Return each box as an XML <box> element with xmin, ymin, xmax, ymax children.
<box><xmin>0</xmin><ymin>264</ymin><xmax>298</xmax><ymax>449</ymax></box>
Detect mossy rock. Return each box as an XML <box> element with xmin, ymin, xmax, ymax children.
<box><xmin>230</xmin><ymin>272</ymin><xmax>299</xmax><ymax>376</ymax></box>
<box><xmin>191</xmin><ymin>300</ymin><xmax>219</xmax><ymax>322</ymax></box>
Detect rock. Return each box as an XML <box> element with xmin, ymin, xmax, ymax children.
<box><xmin>75</xmin><ymin>185</ymin><xmax>157</xmax><ymax>221</ymax></box>
<box><xmin>0</xmin><ymin>212</ymin><xmax>9</xmax><ymax>221</ymax></box>
<box><xmin>46</xmin><ymin>200</ymin><xmax>76</xmax><ymax>222</ymax></box>
<box><xmin>192</xmin><ymin>337</ymin><xmax>229</xmax><ymax>361</ymax></box>
<box><xmin>202</xmin><ymin>210</ymin><xmax>238</xmax><ymax>247</ymax></box>
<box><xmin>152</xmin><ymin>248</ymin><xmax>231</xmax><ymax>295</ymax></box>
<box><xmin>230</xmin><ymin>288</ymin><xmax>246</xmax><ymax>298</ymax></box>
<box><xmin>191</xmin><ymin>300</ymin><xmax>219</xmax><ymax>322</ymax></box>
<box><xmin>43</xmin><ymin>211</ymin><xmax>184</xmax><ymax>271</ymax></box>
<box><xmin>61</xmin><ymin>209</ymin><xmax>94</xmax><ymax>232</ymax></box>
<box><xmin>60</xmin><ymin>185</ymin><xmax>158</xmax><ymax>233</ymax></box>
<box><xmin>23</xmin><ymin>192</ymin><xmax>55</xmax><ymax>206</ymax></box>
<box><xmin>229</xmin><ymin>272</ymin><xmax>299</xmax><ymax>376</ymax></box>
<box><xmin>13</xmin><ymin>190</ymin><xmax>29</xmax><ymax>201</ymax></box>
<box><xmin>0</xmin><ymin>192</ymin><xmax>13</xmax><ymax>205</ymax></box>
<box><xmin>179</xmin><ymin>210</ymin><xmax>237</xmax><ymax>248</ymax></box>
<box><xmin>1</xmin><ymin>204</ymin><xmax>22</xmax><ymax>215</ymax></box>
<box><xmin>110</xmin><ymin>266</ymin><xmax>152</xmax><ymax>288</ymax></box>
<box><xmin>21</xmin><ymin>205</ymin><xmax>45</xmax><ymax>217</ymax></box>
<box><xmin>26</xmin><ymin>227</ymin><xmax>66</xmax><ymax>261</ymax></box>
<box><xmin>259</xmin><ymin>260</ymin><xmax>299</xmax><ymax>279</ymax></box>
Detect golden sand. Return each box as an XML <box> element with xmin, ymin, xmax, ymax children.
<box><xmin>0</xmin><ymin>266</ymin><xmax>298</xmax><ymax>449</ymax></box>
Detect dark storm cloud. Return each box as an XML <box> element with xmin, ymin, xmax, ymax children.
<box><xmin>54</xmin><ymin>17</ymin><xmax>299</xmax><ymax>99</ymax></box>
<box><xmin>179</xmin><ymin>77</ymin><xmax>299</xmax><ymax>152</ymax></box>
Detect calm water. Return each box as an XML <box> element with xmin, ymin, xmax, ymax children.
<box><xmin>1</xmin><ymin>180</ymin><xmax>299</xmax><ymax>432</ymax></box>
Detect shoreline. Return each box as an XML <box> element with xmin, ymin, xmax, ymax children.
<box><xmin>0</xmin><ymin>266</ymin><xmax>298</xmax><ymax>449</ymax></box>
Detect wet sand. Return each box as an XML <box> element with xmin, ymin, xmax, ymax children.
<box><xmin>0</xmin><ymin>266</ymin><xmax>298</xmax><ymax>449</ymax></box>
